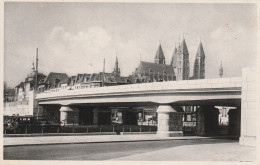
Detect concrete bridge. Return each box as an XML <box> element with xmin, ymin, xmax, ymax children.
<box><xmin>36</xmin><ymin>67</ymin><xmax>257</xmax><ymax>147</ymax></box>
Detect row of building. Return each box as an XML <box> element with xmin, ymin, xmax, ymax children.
<box><xmin>4</xmin><ymin>38</ymin><xmax>231</xmax><ymax>133</ymax></box>
<box><xmin>13</xmin><ymin>38</ymin><xmax>222</xmax><ymax>103</ymax></box>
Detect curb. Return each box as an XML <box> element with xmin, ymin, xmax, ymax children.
<box><xmin>4</xmin><ymin>132</ymin><xmax>159</xmax><ymax>137</ymax></box>
<box><xmin>4</xmin><ymin>137</ymin><xmax>213</xmax><ymax>147</ymax></box>
<box><xmin>4</xmin><ymin>132</ymin><xmax>117</xmax><ymax>137</ymax></box>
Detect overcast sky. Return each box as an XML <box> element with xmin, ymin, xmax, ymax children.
<box><xmin>4</xmin><ymin>2</ymin><xmax>257</xmax><ymax>88</ymax></box>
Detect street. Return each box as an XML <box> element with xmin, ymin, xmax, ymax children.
<box><xmin>4</xmin><ymin>138</ymin><xmax>245</xmax><ymax>160</ymax></box>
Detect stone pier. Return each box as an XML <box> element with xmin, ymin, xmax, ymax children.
<box><xmin>156</xmin><ymin>105</ymin><xmax>183</xmax><ymax>137</ymax></box>
<box><xmin>60</xmin><ymin>105</ymin><xmax>79</xmax><ymax>125</ymax></box>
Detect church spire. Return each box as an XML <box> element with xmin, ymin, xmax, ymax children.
<box><xmin>177</xmin><ymin>38</ymin><xmax>189</xmax><ymax>55</ymax></box>
<box><xmin>176</xmin><ymin>38</ymin><xmax>190</xmax><ymax>80</ymax></box>
<box><xmin>196</xmin><ymin>41</ymin><xmax>205</xmax><ymax>58</ymax></box>
<box><xmin>115</xmin><ymin>56</ymin><xmax>118</xmax><ymax>69</ymax></box>
<box><xmin>154</xmin><ymin>44</ymin><xmax>165</xmax><ymax>65</ymax></box>
<box><xmin>219</xmin><ymin>60</ymin><xmax>223</xmax><ymax>78</ymax></box>
<box><xmin>193</xmin><ymin>41</ymin><xmax>205</xmax><ymax>79</ymax></box>
<box><xmin>171</xmin><ymin>44</ymin><xmax>177</xmax><ymax>67</ymax></box>
<box><xmin>113</xmin><ymin>56</ymin><xmax>120</xmax><ymax>77</ymax></box>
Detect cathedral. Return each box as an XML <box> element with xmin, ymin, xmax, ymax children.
<box><xmin>131</xmin><ymin>38</ymin><xmax>206</xmax><ymax>83</ymax></box>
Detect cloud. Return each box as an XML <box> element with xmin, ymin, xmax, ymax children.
<box><xmin>210</xmin><ymin>23</ymin><xmax>248</xmax><ymax>44</ymax></box>
<box><xmin>42</xmin><ymin>26</ymin><xmax>155</xmax><ymax>77</ymax></box>
<box><xmin>208</xmin><ymin>23</ymin><xmax>257</xmax><ymax>78</ymax></box>
<box><xmin>41</xmin><ymin>26</ymin><xmax>112</xmax><ymax>75</ymax></box>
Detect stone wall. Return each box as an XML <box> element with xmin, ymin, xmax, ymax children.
<box><xmin>240</xmin><ymin>67</ymin><xmax>258</xmax><ymax>147</ymax></box>
<box><xmin>4</xmin><ymin>91</ymin><xmax>36</xmax><ymax>116</ymax></box>
<box><xmin>4</xmin><ymin>101</ymin><xmax>30</xmax><ymax>116</ymax></box>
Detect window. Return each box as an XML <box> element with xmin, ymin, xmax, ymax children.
<box><xmin>187</xmin><ymin>115</ymin><xmax>191</xmax><ymax>121</ymax></box>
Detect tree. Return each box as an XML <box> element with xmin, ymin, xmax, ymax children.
<box><xmin>4</xmin><ymin>81</ymin><xmax>8</xmax><ymax>102</ymax></box>
<box><xmin>4</xmin><ymin>81</ymin><xmax>15</xmax><ymax>102</ymax></box>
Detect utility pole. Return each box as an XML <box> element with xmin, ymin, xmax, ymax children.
<box><xmin>35</xmin><ymin>48</ymin><xmax>38</xmax><ymax>91</ymax></box>
<box><xmin>219</xmin><ymin>60</ymin><xmax>223</xmax><ymax>78</ymax></box>
<box><xmin>35</xmin><ymin>48</ymin><xmax>39</xmax><ymax>120</ymax></box>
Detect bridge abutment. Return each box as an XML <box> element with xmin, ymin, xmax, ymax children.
<box><xmin>228</xmin><ymin>107</ymin><xmax>241</xmax><ymax>136</ymax></box>
<box><xmin>240</xmin><ymin>67</ymin><xmax>257</xmax><ymax>147</ymax></box>
<box><xmin>156</xmin><ymin>105</ymin><xmax>183</xmax><ymax>137</ymax></box>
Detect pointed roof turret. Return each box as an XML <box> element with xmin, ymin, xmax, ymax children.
<box><xmin>219</xmin><ymin>60</ymin><xmax>223</xmax><ymax>78</ymax></box>
<box><xmin>196</xmin><ymin>41</ymin><xmax>205</xmax><ymax>58</ymax></box>
<box><xmin>177</xmin><ymin>39</ymin><xmax>189</xmax><ymax>55</ymax></box>
<box><xmin>154</xmin><ymin>44</ymin><xmax>165</xmax><ymax>60</ymax></box>
<box><xmin>115</xmin><ymin>56</ymin><xmax>118</xmax><ymax>68</ymax></box>
<box><xmin>171</xmin><ymin>45</ymin><xmax>178</xmax><ymax>67</ymax></box>
<box><xmin>154</xmin><ymin>44</ymin><xmax>166</xmax><ymax>64</ymax></box>
<box><xmin>113</xmin><ymin>56</ymin><xmax>120</xmax><ymax>77</ymax></box>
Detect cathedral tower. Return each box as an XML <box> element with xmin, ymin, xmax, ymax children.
<box><xmin>154</xmin><ymin>44</ymin><xmax>166</xmax><ymax>65</ymax></box>
<box><xmin>176</xmin><ymin>39</ymin><xmax>190</xmax><ymax>80</ymax></box>
<box><xmin>193</xmin><ymin>41</ymin><xmax>205</xmax><ymax>79</ymax></box>
<box><xmin>171</xmin><ymin>45</ymin><xmax>177</xmax><ymax>68</ymax></box>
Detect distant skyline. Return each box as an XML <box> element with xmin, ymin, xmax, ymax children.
<box><xmin>4</xmin><ymin>2</ymin><xmax>257</xmax><ymax>88</ymax></box>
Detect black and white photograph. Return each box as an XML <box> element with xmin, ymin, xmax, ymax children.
<box><xmin>2</xmin><ymin>0</ymin><xmax>259</xmax><ymax>163</ymax></box>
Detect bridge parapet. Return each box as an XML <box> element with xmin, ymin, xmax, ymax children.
<box><xmin>36</xmin><ymin>77</ymin><xmax>242</xmax><ymax>100</ymax></box>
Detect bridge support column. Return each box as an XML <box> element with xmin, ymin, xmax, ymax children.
<box><xmin>228</xmin><ymin>107</ymin><xmax>241</xmax><ymax>136</ymax></box>
<box><xmin>93</xmin><ymin>108</ymin><xmax>112</xmax><ymax>125</ymax></box>
<box><xmin>60</xmin><ymin>105</ymin><xmax>79</xmax><ymax>126</ymax></box>
<box><xmin>156</xmin><ymin>105</ymin><xmax>183</xmax><ymax>137</ymax></box>
<box><xmin>196</xmin><ymin>106</ymin><xmax>219</xmax><ymax>136</ymax></box>
<box><xmin>93</xmin><ymin>108</ymin><xmax>99</xmax><ymax>125</ymax></box>
<box><xmin>123</xmin><ymin>109</ymin><xmax>138</xmax><ymax>125</ymax></box>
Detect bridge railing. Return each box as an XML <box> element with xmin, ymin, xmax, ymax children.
<box><xmin>4</xmin><ymin>124</ymin><xmax>200</xmax><ymax>136</ymax></box>
<box><xmin>37</xmin><ymin>77</ymin><xmax>242</xmax><ymax>99</ymax></box>
<box><xmin>3</xmin><ymin>124</ymin><xmax>158</xmax><ymax>134</ymax></box>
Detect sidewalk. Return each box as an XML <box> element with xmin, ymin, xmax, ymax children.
<box><xmin>110</xmin><ymin>142</ymin><xmax>256</xmax><ymax>161</ymax></box>
<box><xmin>4</xmin><ymin>134</ymin><xmax>210</xmax><ymax>146</ymax></box>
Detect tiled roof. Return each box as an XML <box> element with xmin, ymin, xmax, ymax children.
<box><xmin>92</xmin><ymin>72</ymin><xmax>113</xmax><ymax>82</ymax></box>
<box><xmin>15</xmin><ymin>82</ymin><xmax>24</xmax><ymax>88</ymax></box>
<box><xmin>76</xmin><ymin>73</ymin><xmax>91</xmax><ymax>83</ymax></box>
<box><xmin>37</xmin><ymin>73</ymin><xmax>46</xmax><ymax>84</ymax></box>
<box><xmin>17</xmin><ymin>73</ymin><xmax>46</xmax><ymax>88</ymax></box>
<box><xmin>44</xmin><ymin>72</ymin><xmax>69</xmax><ymax>85</ymax></box>
<box><xmin>115</xmin><ymin>76</ymin><xmax>128</xmax><ymax>84</ymax></box>
<box><xmin>126</xmin><ymin>76</ymin><xmax>137</xmax><ymax>84</ymax></box>
<box><xmin>136</xmin><ymin>61</ymin><xmax>175</xmax><ymax>76</ymax></box>
<box><xmin>91</xmin><ymin>72</ymin><xmax>128</xmax><ymax>84</ymax></box>
<box><xmin>76</xmin><ymin>74</ymin><xmax>84</xmax><ymax>82</ymax></box>
<box><xmin>89</xmin><ymin>73</ymin><xmax>97</xmax><ymax>82</ymax></box>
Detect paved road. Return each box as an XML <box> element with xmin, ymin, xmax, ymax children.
<box><xmin>4</xmin><ymin>139</ymin><xmax>237</xmax><ymax>160</ymax></box>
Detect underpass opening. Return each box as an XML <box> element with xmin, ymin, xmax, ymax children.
<box><xmin>169</xmin><ymin>98</ymin><xmax>241</xmax><ymax>138</ymax></box>
<box><xmin>35</xmin><ymin>98</ymin><xmax>241</xmax><ymax>137</ymax></box>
